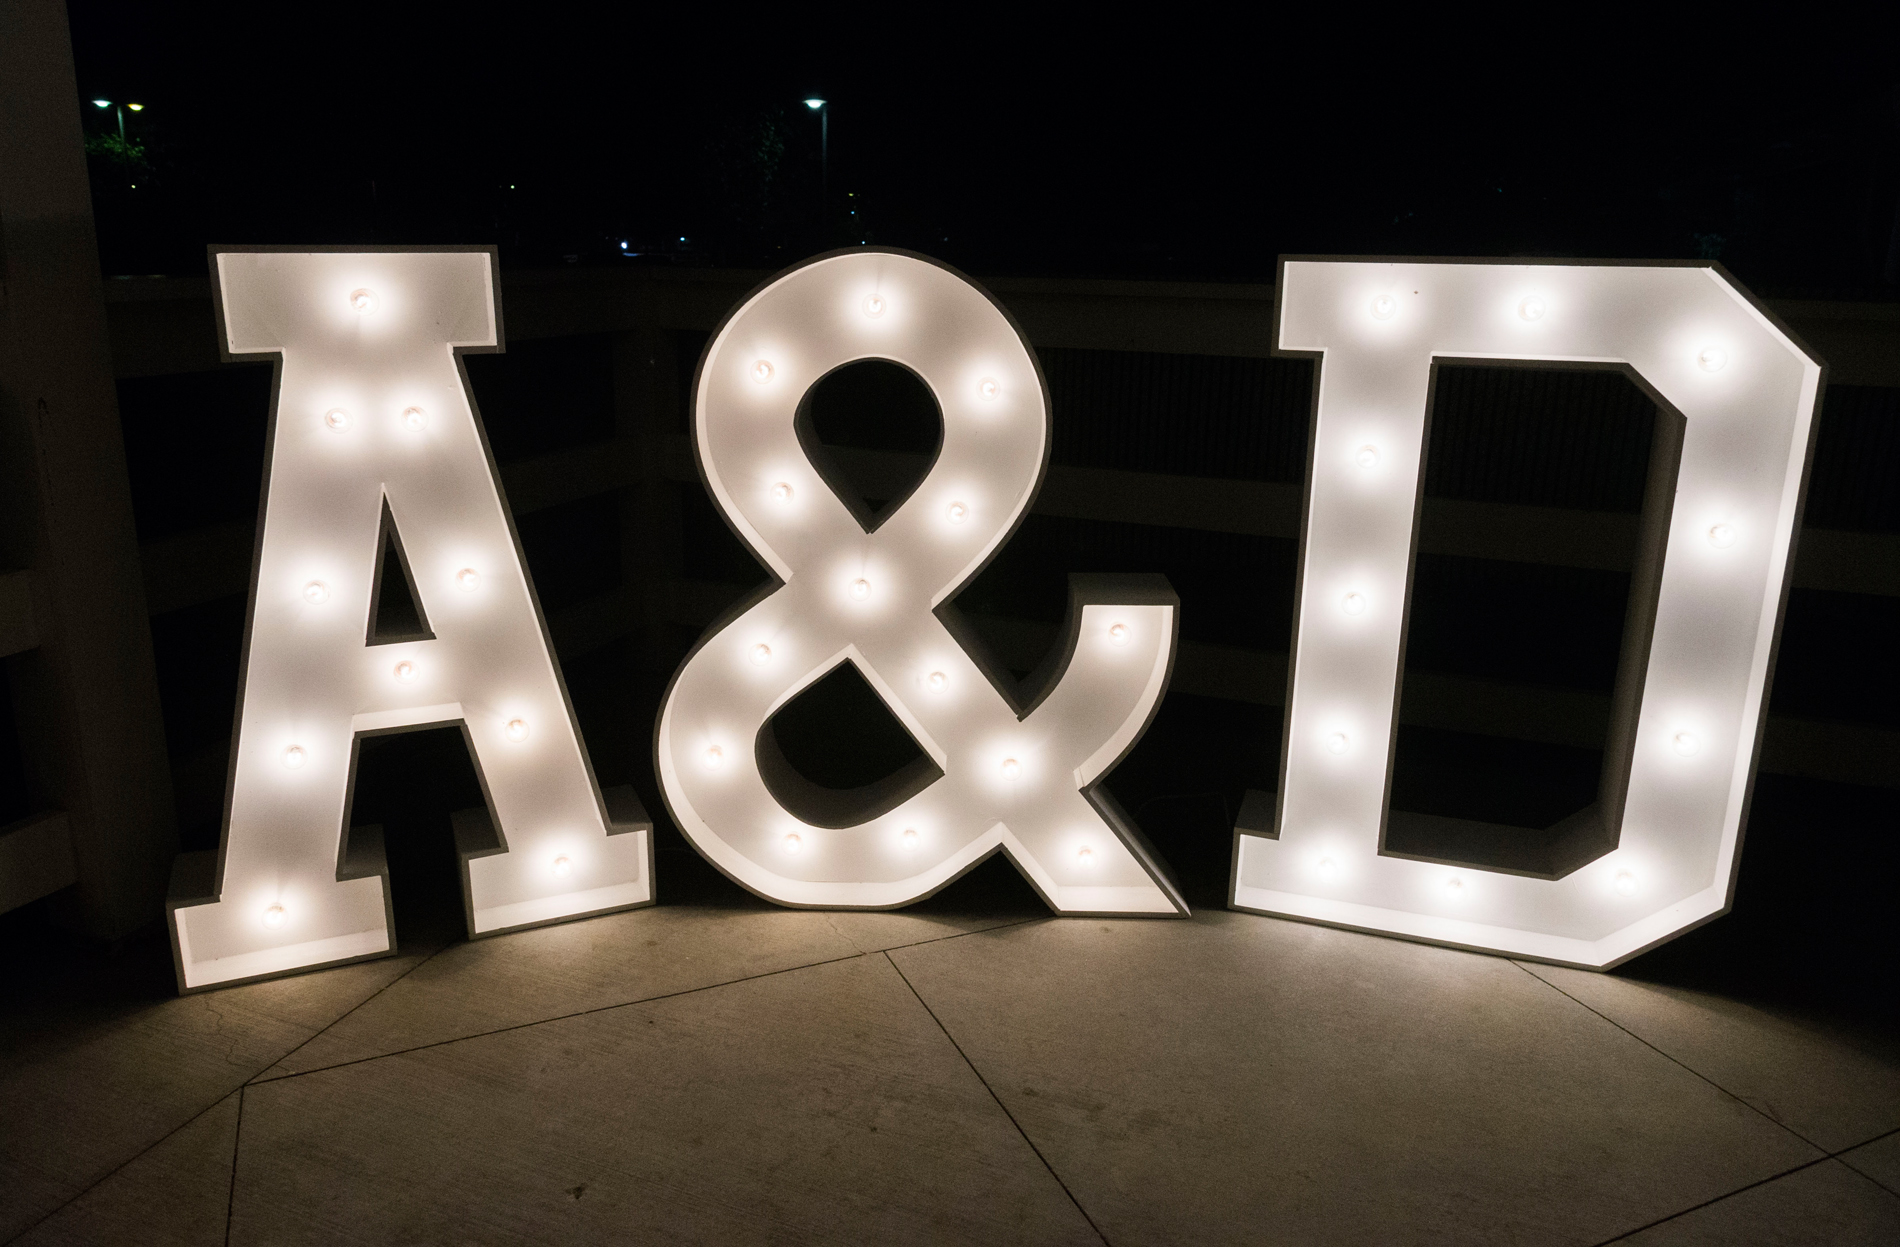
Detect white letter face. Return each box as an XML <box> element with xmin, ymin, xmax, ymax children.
<box><xmin>657</xmin><ymin>251</ymin><xmax>1184</xmax><ymax>914</ymax></box>
<box><xmin>169</xmin><ymin>249</ymin><xmax>650</xmax><ymax>991</ymax></box>
<box><xmin>1232</xmin><ymin>262</ymin><xmax>1821</xmax><ymax>968</ymax></box>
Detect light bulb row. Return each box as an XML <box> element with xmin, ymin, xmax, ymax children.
<box><xmin>281</xmin><ymin>717</ymin><xmax>529</xmax><ymax>769</ymax></box>
<box><xmin>1319</xmin><ymin>725</ymin><xmax>1702</xmax><ymax>762</ymax></box>
<box><xmin>765</xmin><ymin>480</ymin><xmax>973</xmax><ymax>527</ymax></box>
<box><xmin>323</xmin><ymin>405</ymin><xmax>429</xmax><ymax>434</ymax></box>
<box><xmin>703</xmin><ymin>739</ymin><xmax>1030</xmax><ymax>785</ymax></box>
<box><xmin>751</xmin><ymin>353</ymin><xmax>1000</xmax><ymax>408</ymax></box>
<box><xmin>741</xmin><ymin>622</ymin><xmax>1127</xmax><ymax>679</ymax></box>
<box><xmin>302</xmin><ymin>566</ymin><xmax>480</xmax><ymax>606</ymax></box>
<box><xmin>1313</xmin><ymin>854</ymin><xmax>1640</xmax><ymax>898</ymax></box>
<box><xmin>1367</xmin><ymin>292</ymin><xmax>1732</xmax><ymax>374</ymax></box>
<box><xmin>261</xmin><ymin>842</ymin><xmax>582</xmax><ymax>931</ymax></box>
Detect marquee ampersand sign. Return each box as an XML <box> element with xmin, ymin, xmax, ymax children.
<box><xmin>1231</xmin><ymin>259</ymin><xmax>1822</xmax><ymax>968</ymax></box>
<box><xmin>167</xmin><ymin>247</ymin><xmax>651</xmax><ymax>992</ymax></box>
<box><xmin>658</xmin><ymin>250</ymin><xmax>1186</xmax><ymax>914</ymax></box>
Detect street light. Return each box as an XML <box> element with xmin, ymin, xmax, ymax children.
<box><xmin>90</xmin><ymin>98</ymin><xmax>143</xmax><ymax>142</ymax></box>
<box><xmin>803</xmin><ymin>97</ymin><xmax>828</xmax><ymax>229</ymax></box>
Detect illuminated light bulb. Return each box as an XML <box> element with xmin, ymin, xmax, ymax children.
<box><xmin>784</xmin><ymin>832</ymin><xmax>802</xmax><ymax>852</ymax></box>
<box><xmin>1673</xmin><ymin>731</ymin><xmax>1700</xmax><ymax>757</ymax></box>
<box><xmin>456</xmin><ymin>568</ymin><xmax>479</xmax><ymax>592</ymax></box>
<box><xmin>1325</xmin><ymin>732</ymin><xmax>1348</xmax><ymax>755</ymax></box>
<box><xmin>1707</xmin><ymin>524</ymin><xmax>1735</xmax><ymax>549</ymax></box>
<box><xmin>324</xmin><ymin>408</ymin><xmax>350</xmax><ymax>432</ymax></box>
<box><xmin>704</xmin><ymin>745</ymin><xmax>725</xmax><ymax>770</ymax></box>
<box><xmin>401</xmin><ymin>406</ymin><xmax>427</xmax><ymax>431</ymax></box>
<box><xmin>946</xmin><ymin>501</ymin><xmax>969</xmax><ymax>524</ymax></box>
<box><xmin>978</xmin><ymin>378</ymin><xmax>999</xmax><ymax>401</ymax></box>
<box><xmin>751</xmin><ymin>360</ymin><xmax>775</xmax><ymax>384</ymax></box>
<box><xmin>1104</xmin><ymin>623</ymin><xmax>1129</xmax><ymax>647</ymax></box>
<box><xmin>1697</xmin><ymin>345</ymin><xmax>1728</xmax><ymax>373</ymax></box>
<box><xmin>771</xmin><ymin>481</ymin><xmax>793</xmax><ymax>503</ymax></box>
<box><xmin>1370</xmin><ymin>294</ymin><xmax>1397</xmax><ymax>320</ymax></box>
<box><xmin>552</xmin><ymin>856</ymin><xmax>571</xmax><ymax>877</ymax></box>
<box><xmin>263</xmin><ymin>904</ymin><xmax>287</xmax><ymax>928</ymax></box>
<box><xmin>349</xmin><ymin>288</ymin><xmax>376</xmax><ymax>313</ymax></box>
<box><xmin>849</xmin><ymin>578</ymin><xmax>871</xmax><ymax>601</ymax></box>
<box><xmin>282</xmin><ymin>745</ymin><xmax>306</xmax><ymax>770</ymax></box>
<box><xmin>1614</xmin><ymin>870</ymin><xmax>1637</xmax><ymax>897</ymax></box>
<box><xmin>505</xmin><ymin>718</ymin><xmax>530</xmax><ymax>743</ymax></box>
<box><xmin>1318</xmin><ymin>856</ymin><xmax>1337</xmax><ymax>880</ymax></box>
<box><xmin>1518</xmin><ymin>296</ymin><xmax>1546</xmax><ymax>322</ymax></box>
<box><xmin>303</xmin><ymin>580</ymin><xmax>329</xmax><ymax>604</ymax></box>
<box><xmin>750</xmin><ymin>643</ymin><xmax>772</xmax><ymax>665</ymax></box>
<box><xmin>1354</xmin><ymin>444</ymin><xmax>1379</xmax><ymax>469</ymax></box>
<box><xmin>1445</xmin><ymin>876</ymin><xmax>1464</xmax><ymax>897</ymax></box>
<box><xmin>902</xmin><ymin>828</ymin><xmax>920</xmax><ymax>848</ymax></box>
<box><xmin>927</xmin><ymin>671</ymin><xmax>947</xmax><ymax>692</ymax></box>
<box><xmin>1000</xmin><ymin>757</ymin><xmax>1022</xmax><ymax>780</ymax></box>
<box><xmin>863</xmin><ymin>293</ymin><xmax>886</xmax><ymax>318</ymax></box>
<box><xmin>393</xmin><ymin>660</ymin><xmax>418</xmax><ymax>683</ymax></box>
<box><xmin>1341</xmin><ymin>592</ymin><xmax>1366</xmax><ymax>616</ymax></box>
<box><xmin>1077</xmin><ymin>846</ymin><xmax>1094</xmax><ymax>864</ymax></box>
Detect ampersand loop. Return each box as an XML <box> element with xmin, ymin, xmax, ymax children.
<box><xmin>657</xmin><ymin>250</ymin><xmax>1185</xmax><ymax>914</ymax></box>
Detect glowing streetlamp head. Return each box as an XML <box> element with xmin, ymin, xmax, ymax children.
<box><xmin>804</xmin><ymin>98</ymin><xmax>826</xmax><ymax>110</ymax></box>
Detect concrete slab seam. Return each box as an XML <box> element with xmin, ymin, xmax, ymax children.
<box><xmin>881</xmin><ymin>949</ymin><xmax>1112</xmax><ymax>1247</ymax></box>
<box><xmin>1508</xmin><ymin>959</ymin><xmax>1834</xmax><ymax>1155</ymax></box>
<box><xmin>223</xmin><ymin>1085</ymin><xmax>244</xmax><ymax>1247</ymax></box>
<box><xmin>1589</xmin><ymin>1151</ymin><xmax>1900</xmax><ymax>1246</ymax></box>
<box><xmin>245</xmin><ymin>950</ymin><xmax>873</xmax><ymax>1085</ymax></box>
<box><xmin>1838</xmin><ymin>1127</ymin><xmax>1900</xmax><ymax>1198</ymax></box>
<box><xmin>246</xmin><ymin>944</ymin><xmax>455</xmax><ymax>1086</ymax></box>
<box><xmin>0</xmin><ymin>1089</ymin><xmax>240</xmax><ymax>1247</ymax></box>
<box><xmin>246</xmin><ymin>916</ymin><xmax>1052</xmax><ymax>1085</ymax></box>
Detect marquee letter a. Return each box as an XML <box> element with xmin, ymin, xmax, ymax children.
<box><xmin>167</xmin><ymin>248</ymin><xmax>651</xmax><ymax>992</ymax></box>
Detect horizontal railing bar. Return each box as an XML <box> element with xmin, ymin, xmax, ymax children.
<box><xmin>664</xmin><ymin>438</ymin><xmax>1900</xmax><ymax>596</ymax></box>
<box><xmin>136</xmin><ymin>432</ymin><xmax>1900</xmax><ymax>618</ymax></box>
<box><xmin>655</xmin><ymin>578</ymin><xmax>1900</xmax><ymax>790</ymax></box>
<box><xmin>136</xmin><ymin>555</ymin><xmax>1900</xmax><ymax>794</ymax></box>
<box><xmin>104</xmin><ymin>270</ymin><xmax>1900</xmax><ymax>387</ymax></box>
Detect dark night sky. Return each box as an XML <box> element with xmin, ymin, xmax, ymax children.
<box><xmin>67</xmin><ymin>2</ymin><xmax>1900</xmax><ymax>296</ymax></box>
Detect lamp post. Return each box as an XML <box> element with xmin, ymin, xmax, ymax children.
<box><xmin>90</xmin><ymin>98</ymin><xmax>143</xmax><ymax>143</ymax></box>
<box><xmin>804</xmin><ymin>97</ymin><xmax>827</xmax><ymax>233</ymax></box>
